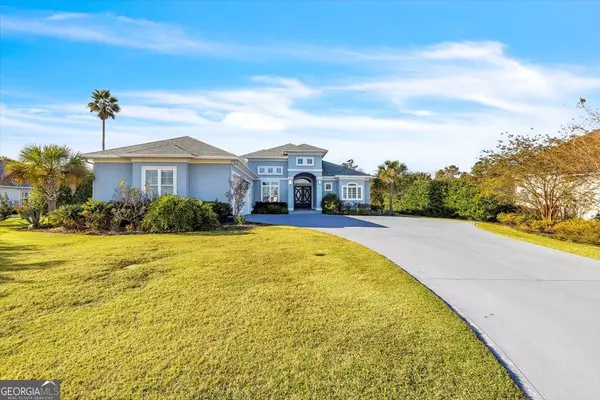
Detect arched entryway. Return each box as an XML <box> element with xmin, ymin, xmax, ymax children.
<box><xmin>293</xmin><ymin>174</ymin><xmax>314</xmax><ymax>209</ymax></box>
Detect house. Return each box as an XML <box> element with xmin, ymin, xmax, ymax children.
<box><xmin>82</xmin><ymin>136</ymin><xmax>371</xmax><ymax>213</ymax></box>
<box><xmin>0</xmin><ymin>159</ymin><xmax>31</xmax><ymax>206</ymax></box>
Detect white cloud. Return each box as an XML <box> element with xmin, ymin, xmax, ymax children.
<box><xmin>1</xmin><ymin>11</ymin><xmax>599</xmax><ymax>173</ymax></box>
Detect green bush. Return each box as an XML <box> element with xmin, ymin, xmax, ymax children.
<box><xmin>396</xmin><ymin>178</ymin><xmax>451</xmax><ymax>217</ymax></box>
<box><xmin>321</xmin><ymin>193</ymin><xmax>342</xmax><ymax>214</ymax></box>
<box><xmin>552</xmin><ymin>220</ymin><xmax>600</xmax><ymax>245</ymax></box>
<box><xmin>142</xmin><ymin>195</ymin><xmax>220</xmax><ymax>233</ymax></box>
<box><xmin>49</xmin><ymin>204</ymin><xmax>84</xmax><ymax>230</ymax></box>
<box><xmin>251</xmin><ymin>202</ymin><xmax>289</xmax><ymax>214</ymax></box>
<box><xmin>204</xmin><ymin>200</ymin><xmax>232</xmax><ymax>223</ymax></box>
<box><xmin>81</xmin><ymin>199</ymin><xmax>115</xmax><ymax>231</ymax></box>
<box><xmin>444</xmin><ymin>179</ymin><xmax>514</xmax><ymax>221</ymax></box>
<box><xmin>234</xmin><ymin>215</ymin><xmax>246</xmax><ymax>225</ymax></box>
<box><xmin>528</xmin><ymin>219</ymin><xmax>555</xmax><ymax>234</ymax></box>
<box><xmin>496</xmin><ymin>212</ymin><xmax>519</xmax><ymax>226</ymax></box>
<box><xmin>0</xmin><ymin>194</ymin><xmax>12</xmax><ymax>220</ymax></box>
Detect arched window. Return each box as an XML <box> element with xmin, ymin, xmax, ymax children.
<box><xmin>342</xmin><ymin>182</ymin><xmax>363</xmax><ymax>201</ymax></box>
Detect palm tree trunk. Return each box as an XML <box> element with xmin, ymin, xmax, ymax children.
<box><xmin>47</xmin><ymin>198</ymin><xmax>57</xmax><ymax>212</ymax></box>
<box><xmin>388</xmin><ymin>182</ymin><xmax>394</xmax><ymax>215</ymax></box>
<box><xmin>102</xmin><ymin>119</ymin><xmax>106</xmax><ymax>150</ymax></box>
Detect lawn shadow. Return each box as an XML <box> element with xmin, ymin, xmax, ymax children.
<box><xmin>0</xmin><ymin>238</ymin><xmax>66</xmax><ymax>284</ymax></box>
<box><xmin>246</xmin><ymin>213</ymin><xmax>389</xmax><ymax>228</ymax></box>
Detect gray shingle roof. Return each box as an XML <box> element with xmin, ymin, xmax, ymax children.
<box><xmin>82</xmin><ymin>136</ymin><xmax>237</xmax><ymax>158</ymax></box>
<box><xmin>242</xmin><ymin>143</ymin><xmax>328</xmax><ymax>158</ymax></box>
<box><xmin>322</xmin><ymin>161</ymin><xmax>371</xmax><ymax>177</ymax></box>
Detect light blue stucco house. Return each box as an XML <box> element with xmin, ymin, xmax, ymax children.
<box><xmin>83</xmin><ymin>136</ymin><xmax>371</xmax><ymax>214</ymax></box>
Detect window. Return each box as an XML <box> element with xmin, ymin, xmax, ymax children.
<box><xmin>324</xmin><ymin>182</ymin><xmax>333</xmax><ymax>191</ymax></box>
<box><xmin>142</xmin><ymin>167</ymin><xmax>176</xmax><ymax>196</ymax></box>
<box><xmin>296</xmin><ymin>157</ymin><xmax>314</xmax><ymax>166</ymax></box>
<box><xmin>342</xmin><ymin>182</ymin><xmax>363</xmax><ymax>201</ymax></box>
<box><xmin>261</xmin><ymin>180</ymin><xmax>279</xmax><ymax>202</ymax></box>
<box><xmin>20</xmin><ymin>190</ymin><xmax>30</xmax><ymax>205</ymax></box>
<box><xmin>258</xmin><ymin>166</ymin><xmax>283</xmax><ymax>175</ymax></box>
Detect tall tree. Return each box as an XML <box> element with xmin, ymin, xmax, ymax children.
<box><xmin>435</xmin><ymin>165</ymin><xmax>461</xmax><ymax>180</ymax></box>
<box><xmin>375</xmin><ymin>160</ymin><xmax>408</xmax><ymax>215</ymax></box>
<box><xmin>87</xmin><ymin>89</ymin><xmax>121</xmax><ymax>150</ymax></box>
<box><xmin>341</xmin><ymin>159</ymin><xmax>360</xmax><ymax>171</ymax></box>
<box><xmin>479</xmin><ymin>133</ymin><xmax>598</xmax><ymax>220</ymax></box>
<box><xmin>4</xmin><ymin>145</ymin><xmax>87</xmax><ymax>211</ymax></box>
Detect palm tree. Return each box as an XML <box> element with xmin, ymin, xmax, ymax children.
<box><xmin>375</xmin><ymin>160</ymin><xmax>408</xmax><ymax>215</ymax></box>
<box><xmin>87</xmin><ymin>89</ymin><xmax>121</xmax><ymax>150</ymax></box>
<box><xmin>4</xmin><ymin>145</ymin><xmax>87</xmax><ymax>211</ymax></box>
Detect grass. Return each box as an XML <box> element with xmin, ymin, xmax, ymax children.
<box><xmin>1</xmin><ymin>218</ymin><xmax>523</xmax><ymax>399</ymax></box>
<box><xmin>477</xmin><ymin>222</ymin><xmax>600</xmax><ymax>261</ymax></box>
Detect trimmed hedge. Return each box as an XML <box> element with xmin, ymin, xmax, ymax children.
<box><xmin>251</xmin><ymin>202</ymin><xmax>289</xmax><ymax>214</ymax></box>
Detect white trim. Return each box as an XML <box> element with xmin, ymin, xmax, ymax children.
<box><xmin>141</xmin><ymin>166</ymin><xmax>177</xmax><ymax>195</ymax></box>
<box><xmin>287</xmin><ymin>168</ymin><xmax>322</xmax><ymax>172</ymax></box>
<box><xmin>341</xmin><ymin>182</ymin><xmax>363</xmax><ymax>201</ymax></box>
<box><xmin>295</xmin><ymin>157</ymin><xmax>315</xmax><ymax>167</ymax></box>
<box><xmin>324</xmin><ymin>182</ymin><xmax>333</xmax><ymax>191</ymax></box>
<box><xmin>257</xmin><ymin>165</ymin><xmax>284</xmax><ymax>175</ymax></box>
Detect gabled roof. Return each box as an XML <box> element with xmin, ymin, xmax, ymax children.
<box><xmin>322</xmin><ymin>161</ymin><xmax>371</xmax><ymax>177</ymax></box>
<box><xmin>82</xmin><ymin>136</ymin><xmax>237</xmax><ymax>159</ymax></box>
<box><xmin>242</xmin><ymin>143</ymin><xmax>328</xmax><ymax>158</ymax></box>
<box><xmin>0</xmin><ymin>159</ymin><xmax>32</xmax><ymax>188</ymax></box>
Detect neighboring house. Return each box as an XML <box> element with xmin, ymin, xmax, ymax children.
<box><xmin>83</xmin><ymin>136</ymin><xmax>371</xmax><ymax>213</ymax></box>
<box><xmin>0</xmin><ymin>159</ymin><xmax>31</xmax><ymax>206</ymax></box>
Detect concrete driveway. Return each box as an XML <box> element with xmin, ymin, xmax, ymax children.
<box><xmin>246</xmin><ymin>212</ymin><xmax>600</xmax><ymax>400</ymax></box>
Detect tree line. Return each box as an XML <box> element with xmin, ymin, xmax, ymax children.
<box><xmin>371</xmin><ymin>99</ymin><xmax>600</xmax><ymax>222</ymax></box>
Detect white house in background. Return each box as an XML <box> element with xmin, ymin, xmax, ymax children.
<box><xmin>0</xmin><ymin>159</ymin><xmax>31</xmax><ymax>206</ymax></box>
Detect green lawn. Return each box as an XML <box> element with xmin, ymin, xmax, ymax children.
<box><xmin>0</xmin><ymin>218</ymin><xmax>523</xmax><ymax>399</ymax></box>
<box><xmin>477</xmin><ymin>222</ymin><xmax>600</xmax><ymax>261</ymax></box>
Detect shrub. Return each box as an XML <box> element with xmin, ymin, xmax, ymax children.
<box><xmin>339</xmin><ymin>202</ymin><xmax>372</xmax><ymax>215</ymax></box>
<box><xmin>204</xmin><ymin>200</ymin><xmax>232</xmax><ymax>223</ymax></box>
<box><xmin>142</xmin><ymin>195</ymin><xmax>220</xmax><ymax>232</ymax></box>
<box><xmin>528</xmin><ymin>219</ymin><xmax>555</xmax><ymax>234</ymax></box>
<box><xmin>81</xmin><ymin>199</ymin><xmax>115</xmax><ymax>231</ymax></box>
<box><xmin>553</xmin><ymin>220</ymin><xmax>600</xmax><ymax>245</ymax></box>
<box><xmin>16</xmin><ymin>204</ymin><xmax>44</xmax><ymax>228</ymax></box>
<box><xmin>496</xmin><ymin>212</ymin><xmax>535</xmax><ymax>226</ymax></box>
<box><xmin>49</xmin><ymin>204</ymin><xmax>84</xmax><ymax>230</ymax></box>
<box><xmin>0</xmin><ymin>194</ymin><xmax>12</xmax><ymax>220</ymax></box>
<box><xmin>234</xmin><ymin>215</ymin><xmax>246</xmax><ymax>225</ymax></box>
<box><xmin>321</xmin><ymin>193</ymin><xmax>342</xmax><ymax>214</ymax></box>
<box><xmin>112</xmin><ymin>181</ymin><xmax>152</xmax><ymax>230</ymax></box>
<box><xmin>251</xmin><ymin>202</ymin><xmax>289</xmax><ymax>214</ymax></box>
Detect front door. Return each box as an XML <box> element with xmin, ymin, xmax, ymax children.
<box><xmin>294</xmin><ymin>186</ymin><xmax>312</xmax><ymax>209</ymax></box>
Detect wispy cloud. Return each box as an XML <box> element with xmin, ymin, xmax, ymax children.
<box><xmin>1</xmin><ymin>11</ymin><xmax>226</xmax><ymax>53</ymax></box>
<box><xmin>1</xmin><ymin>10</ymin><xmax>599</xmax><ymax>172</ymax></box>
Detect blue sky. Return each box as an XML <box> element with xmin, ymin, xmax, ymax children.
<box><xmin>1</xmin><ymin>1</ymin><xmax>599</xmax><ymax>173</ymax></box>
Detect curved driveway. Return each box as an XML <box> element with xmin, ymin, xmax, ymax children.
<box><xmin>246</xmin><ymin>213</ymin><xmax>600</xmax><ymax>400</ymax></box>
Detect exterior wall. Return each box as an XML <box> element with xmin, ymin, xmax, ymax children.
<box><xmin>188</xmin><ymin>164</ymin><xmax>231</xmax><ymax>202</ymax></box>
<box><xmin>92</xmin><ymin>162</ymin><xmax>132</xmax><ymax>201</ymax></box>
<box><xmin>0</xmin><ymin>186</ymin><xmax>30</xmax><ymax>206</ymax></box>
<box><xmin>287</xmin><ymin>155</ymin><xmax>323</xmax><ymax>174</ymax></box>
<box><xmin>246</xmin><ymin>160</ymin><xmax>288</xmax><ymax>177</ymax></box>
<box><xmin>132</xmin><ymin>162</ymin><xmax>189</xmax><ymax>196</ymax></box>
